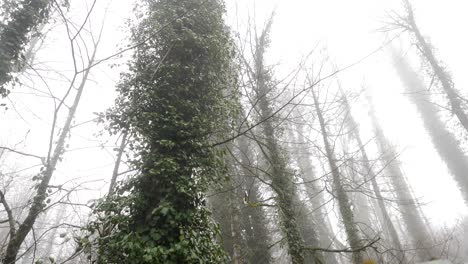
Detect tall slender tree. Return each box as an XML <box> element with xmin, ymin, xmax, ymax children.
<box><xmin>210</xmin><ymin>157</ymin><xmax>245</xmax><ymax>264</ymax></box>
<box><xmin>391</xmin><ymin>47</ymin><xmax>468</xmax><ymax>204</ymax></box>
<box><xmin>88</xmin><ymin>0</ymin><xmax>235</xmax><ymax>262</ymax></box>
<box><xmin>368</xmin><ymin>92</ymin><xmax>433</xmax><ymax>261</ymax></box>
<box><xmin>243</xmin><ymin>18</ymin><xmax>323</xmax><ymax>264</ymax></box>
<box><xmin>237</xmin><ymin>136</ymin><xmax>272</xmax><ymax>264</ymax></box>
<box><xmin>310</xmin><ymin>83</ymin><xmax>364</xmax><ymax>264</ymax></box>
<box><xmin>1</xmin><ymin>16</ymin><xmax>102</xmax><ymax>263</ymax></box>
<box><xmin>341</xmin><ymin>91</ymin><xmax>405</xmax><ymax>262</ymax></box>
<box><xmin>399</xmin><ymin>0</ymin><xmax>468</xmax><ymax>133</ymax></box>
<box><xmin>290</xmin><ymin>123</ymin><xmax>339</xmax><ymax>263</ymax></box>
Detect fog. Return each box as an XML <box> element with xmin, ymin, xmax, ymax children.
<box><xmin>0</xmin><ymin>0</ymin><xmax>467</xmax><ymax>263</ymax></box>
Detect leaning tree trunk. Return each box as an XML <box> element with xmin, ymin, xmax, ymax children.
<box><xmin>226</xmin><ymin>154</ymin><xmax>246</xmax><ymax>264</ymax></box>
<box><xmin>368</xmin><ymin>95</ymin><xmax>433</xmax><ymax>261</ymax></box>
<box><xmin>391</xmin><ymin>47</ymin><xmax>468</xmax><ymax>204</ymax></box>
<box><xmin>211</xmin><ymin>155</ymin><xmax>245</xmax><ymax>264</ymax></box>
<box><xmin>291</xmin><ymin>124</ymin><xmax>339</xmax><ymax>264</ymax></box>
<box><xmin>2</xmin><ymin>35</ymin><xmax>99</xmax><ymax>264</ymax></box>
<box><xmin>403</xmin><ymin>0</ymin><xmax>468</xmax><ymax>133</ymax></box>
<box><xmin>311</xmin><ymin>86</ymin><xmax>364</xmax><ymax>264</ymax></box>
<box><xmin>248</xmin><ymin>20</ymin><xmax>308</xmax><ymax>264</ymax></box>
<box><xmin>292</xmin><ymin>189</ymin><xmax>325</xmax><ymax>263</ymax></box>
<box><xmin>108</xmin><ymin>132</ymin><xmax>128</xmax><ymax>195</ymax></box>
<box><xmin>343</xmin><ymin>93</ymin><xmax>406</xmax><ymax>262</ymax></box>
<box><xmin>237</xmin><ymin>136</ymin><xmax>272</xmax><ymax>263</ymax></box>
<box><xmin>42</xmin><ymin>204</ymin><xmax>68</xmax><ymax>259</ymax></box>
<box><xmin>228</xmin><ymin>191</ymin><xmax>244</xmax><ymax>264</ymax></box>
<box><xmin>341</xmin><ymin>146</ymin><xmax>374</xmax><ymax>237</ymax></box>
<box><xmin>256</xmin><ymin>115</ymin><xmax>305</xmax><ymax>264</ymax></box>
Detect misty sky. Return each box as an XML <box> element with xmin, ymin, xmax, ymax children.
<box><xmin>1</xmin><ymin>0</ymin><xmax>468</xmax><ymax>232</ymax></box>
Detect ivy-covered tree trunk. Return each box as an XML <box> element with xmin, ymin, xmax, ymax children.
<box><xmin>0</xmin><ymin>0</ymin><xmax>52</xmax><ymax>97</ymax></box>
<box><xmin>342</xmin><ymin>93</ymin><xmax>406</xmax><ymax>262</ymax></box>
<box><xmin>228</xmin><ymin>192</ymin><xmax>244</xmax><ymax>264</ymax></box>
<box><xmin>403</xmin><ymin>0</ymin><xmax>468</xmax><ymax>133</ymax></box>
<box><xmin>341</xmin><ymin>144</ymin><xmax>374</xmax><ymax>236</ymax></box>
<box><xmin>293</xmin><ymin>193</ymin><xmax>325</xmax><ymax>264</ymax></box>
<box><xmin>209</xmin><ymin>160</ymin><xmax>245</xmax><ymax>264</ymax></box>
<box><xmin>369</xmin><ymin>96</ymin><xmax>433</xmax><ymax>261</ymax></box>
<box><xmin>311</xmin><ymin>86</ymin><xmax>364</xmax><ymax>264</ymax></box>
<box><xmin>91</xmin><ymin>0</ymin><xmax>235</xmax><ymax>263</ymax></box>
<box><xmin>248</xmin><ymin>20</ymin><xmax>307</xmax><ymax>264</ymax></box>
<box><xmin>291</xmin><ymin>124</ymin><xmax>338</xmax><ymax>263</ymax></box>
<box><xmin>391</xmin><ymin>47</ymin><xmax>468</xmax><ymax>204</ymax></box>
<box><xmin>237</xmin><ymin>136</ymin><xmax>272</xmax><ymax>263</ymax></box>
<box><xmin>2</xmin><ymin>38</ymin><xmax>98</xmax><ymax>264</ymax></box>
<box><xmin>108</xmin><ymin>132</ymin><xmax>128</xmax><ymax>195</ymax></box>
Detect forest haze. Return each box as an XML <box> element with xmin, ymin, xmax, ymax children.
<box><xmin>1</xmin><ymin>0</ymin><xmax>468</xmax><ymax>263</ymax></box>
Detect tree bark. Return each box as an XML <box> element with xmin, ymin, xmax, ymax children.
<box><xmin>368</xmin><ymin>93</ymin><xmax>433</xmax><ymax>261</ymax></box>
<box><xmin>0</xmin><ymin>0</ymin><xmax>52</xmax><ymax>97</ymax></box>
<box><xmin>291</xmin><ymin>124</ymin><xmax>339</xmax><ymax>264</ymax></box>
<box><xmin>108</xmin><ymin>132</ymin><xmax>128</xmax><ymax>195</ymax></box>
<box><xmin>311</xmin><ymin>86</ymin><xmax>364</xmax><ymax>264</ymax></box>
<box><xmin>237</xmin><ymin>136</ymin><xmax>272</xmax><ymax>263</ymax></box>
<box><xmin>343</xmin><ymin>93</ymin><xmax>406</xmax><ymax>262</ymax></box>
<box><xmin>391</xmin><ymin>47</ymin><xmax>468</xmax><ymax>204</ymax></box>
<box><xmin>249</xmin><ymin>20</ymin><xmax>306</xmax><ymax>264</ymax></box>
<box><xmin>404</xmin><ymin>0</ymin><xmax>468</xmax><ymax>133</ymax></box>
<box><xmin>2</xmin><ymin>38</ymin><xmax>98</xmax><ymax>264</ymax></box>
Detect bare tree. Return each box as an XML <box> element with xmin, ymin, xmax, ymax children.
<box><xmin>387</xmin><ymin>0</ymin><xmax>468</xmax><ymax>134</ymax></box>
<box><xmin>368</xmin><ymin>91</ymin><xmax>434</xmax><ymax>261</ymax></box>
<box><xmin>1</xmin><ymin>2</ymin><xmax>105</xmax><ymax>261</ymax></box>
<box><xmin>289</xmin><ymin>121</ymin><xmax>339</xmax><ymax>263</ymax></box>
<box><xmin>309</xmin><ymin>80</ymin><xmax>364</xmax><ymax>264</ymax></box>
<box><xmin>250</xmin><ymin>25</ymin><xmax>306</xmax><ymax>264</ymax></box>
<box><xmin>236</xmin><ymin>135</ymin><xmax>272</xmax><ymax>263</ymax></box>
<box><xmin>342</xmin><ymin>90</ymin><xmax>406</xmax><ymax>262</ymax></box>
<box><xmin>390</xmin><ymin>45</ymin><xmax>468</xmax><ymax>204</ymax></box>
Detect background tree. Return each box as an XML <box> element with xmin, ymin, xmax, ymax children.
<box><xmin>0</xmin><ymin>2</ymin><xmax>105</xmax><ymax>262</ymax></box>
<box><xmin>390</xmin><ymin>46</ymin><xmax>468</xmax><ymax>204</ymax></box>
<box><xmin>387</xmin><ymin>0</ymin><xmax>468</xmax><ymax>133</ymax></box>
<box><xmin>310</xmin><ymin>81</ymin><xmax>365</xmax><ymax>264</ymax></box>
<box><xmin>342</xmin><ymin>89</ymin><xmax>406</xmax><ymax>262</ymax></box>
<box><xmin>238</xmin><ymin>17</ymin><xmax>326</xmax><ymax>264</ymax></box>
<box><xmin>368</xmin><ymin>91</ymin><xmax>434</xmax><ymax>261</ymax></box>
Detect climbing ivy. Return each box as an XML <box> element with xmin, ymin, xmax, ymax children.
<box><xmin>85</xmin><ymin>0</ymin><xmax>236</xmax><ymax>263</ymax></box>
<box><xmin>0</xmin><ymin>0</ymin><xmax>57</xmax><ymax>97</ymax></box>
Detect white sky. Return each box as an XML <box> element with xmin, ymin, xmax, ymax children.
<box><xmin>1</xmin><ymin>0</ymin><xmax>468</xmax><ymax>238</ymax></box>
<box><xmin>226</xmin><ymin>0</ymin><xmax>468</xmax><ymax>226</ymax></box>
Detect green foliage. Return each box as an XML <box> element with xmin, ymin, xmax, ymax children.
<box><xmin>0</xmin><ymin>0</ymin><xmax>53</xmax><ymax>97</ymax></box>
<box><xmin>85</xmin><ymin>0</ymin><xmax>236</xmax><ymax>262</ymax></box>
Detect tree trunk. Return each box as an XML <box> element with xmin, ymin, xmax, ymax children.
<box><xmin>368</xmin><ymin>93</ymin><xmax>433</xmax><ymax>261</ymax></box>
<box><xmin>250</xmin><ymin>20</ymin><xmax>306</xmax><ymax>264</ymax></box>
<box><xmin>293</xmin><ymin>193</ymin><xmax>325</xmax><ymax>264</ymax></box>
<box><xmin>108</xmin><ymin>132</ymin><xmax>128</xmax><ymax>195</ymax></box>
<box><xmin>228</xmin><ymin>184</ymin><xmax>244</xmax><ymax>264</ymax></box>
<box><xmin>291</xmin><ymin>124</ymin><xmax>339</xmax><ymax>263</ymax></box>
<box><xmin>2</xmin><ymin>37</ymin><xmax>98</xmax><ymax>264</ymax></box>
<box><xmin>237</xmin><ymin>136</ymin><xmax>272</xmax><ymax>263</ymax></box>
<box><xmin>43</xmin><ymin>204</ymin><xmax>67</xmax><ymax>259</ymax></box>
<box><xmin>391</xmin><ymin>47</ymin><xmax>468</xmax><ymax>204</ymax></box>
<box><xmin>311</xmin><ymin>86</ymin><xmax>364</xmax><ymax>264</ymax></box>
<box><xmin>404</xmin><ymin>0</ymin><xmax>468</xmax><ymax>133</ymax></box>
<box><xmin>343</xmin><ymin>93</ymin><xmax>406</xmax><ymax>262</ymax></box>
